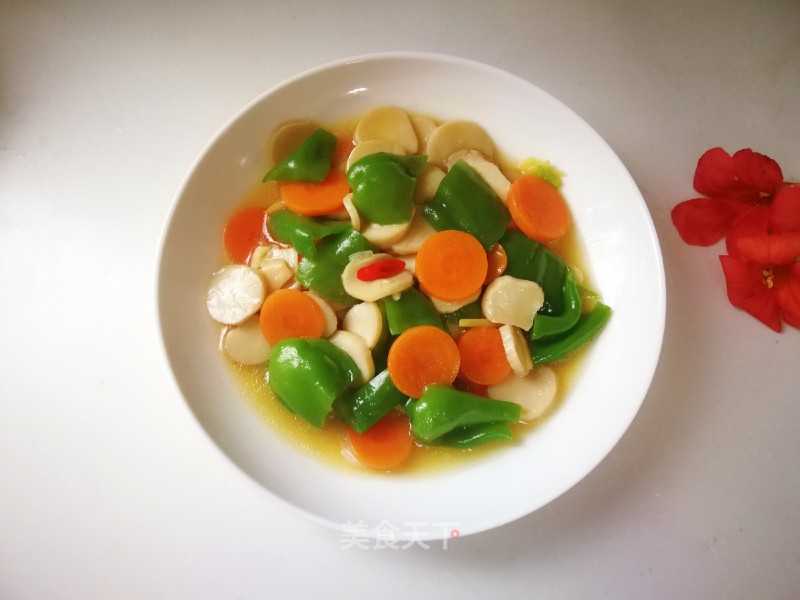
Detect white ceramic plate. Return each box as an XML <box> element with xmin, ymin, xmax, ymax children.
<box><xmin>157</xmin><ymin>52</ymin><xmax>665</xmax><ymax>540</ymax></box>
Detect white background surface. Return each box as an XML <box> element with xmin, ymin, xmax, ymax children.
<box><xmin>1</xmin><ymin>1</ymin><xmax>798</xmax><ymax>598</ymax></box>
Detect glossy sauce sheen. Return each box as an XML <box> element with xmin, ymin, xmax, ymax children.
<box><xmin>222</xmin><ymin>113</ymin><xmax>595</xmax><ymax>474</ymax></box>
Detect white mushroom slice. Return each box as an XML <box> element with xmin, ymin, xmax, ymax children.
<box><xmin>329</xmin><ymin>330</ymin><xmax>375</xmax><ymax>385</ymax></box>
<box><xmin>221</xmin><ymin>316</ymin><xmax>270</xmax><ymax>366</ymax></box>
<box><xmin>258</xmin><ymin>258</ymin><xmax>294</xmax><ymax>291</ymax></box>
<box><xmin>482</xmin><ymin>275</ymin><xmax>545</xmax><ymax>330</ymax></box>
<box><xmin>346</xmin><ymin>139</ymin><xmax>406</xmax><ymax>172</ymax></box>
<box><xmin>446</xmin><ymin>149</ymin><xmax>511</xmax><ymax>203</ymax></box>
<box><xmin>354</xmin><ymin>106</ymin><xmax>418</xmax><ymax>154</ymax></box>
<box><xmin>389</xmin><ymin>210</ymin><xmax>436</xmax><ymax>255</ymax></box>
<box><xmin>281</xmin><ymin>277</ymin><xmax>302</xmax><ymax>290</ymax></box>
<box><xmin>265</xmin><ymin>200</ymin><xmax>286</xmax><ymax>215</ymax></box>
<box><xmin>342</xmin><ymin>252</ymin><xmax>414</xmax><ymax>302</ymax></box>
<box><xmin>410</xmin><ymin>116</ymin><xmax>438</xmax><ymax>152</ymax></box>
<box><xmin>499</xmin><ymin>324</ymin><xmax>533</xmax><ymax>377</ymax></box>
<box><xmin>426</xmin><ymin>120</ymin><xmax>494</xmax><ymax>168</ymax></box>
<box><xmin>269</xmin><ymin>120</ymin><xmax>318</xmax><ymax>165</ymax></box>
<box><xmin>413</xmin><ymin>164</ymin><xmax>446</xmax><ymax>204</ymax></box>
<box><xmin>249</xmin><ymin>245</ymin><xmax>272</xmax><ymax>270</ymax></box>
<box><xmin>398</xmin><ymin>254</ymin><xmax>416</xmax><ymax>275</ymax></box>
<box><xmin>206</xmin><ymin>265</ymin><xmax>266</xmax><ymax>325</ymax></box>
<box><xmin>342</xmin><ymin>301</ymin><xmax>383</xmax><ymax>349</ymax></box>
<box><xmin>304</xmin><ymin>291</ymin><xmax>338</xmax><ymax>337</ymax></box>
<box><xmin>269</xmin><ymin>246</ymin><xmax>299</xmax><ymax>271</ymax></box>
<box><xmin>361</xmin><ymin>218</ymin><xmax>413</xmax><ymax>250</ymax></box>
<box><xmin>342</xmin><ymin>193</ymin><xmax>361</xmax><ymax>231</ymax></box>
<box><xmin>348</xmin><ymin>250</ymin><xmax>374</xmax><ymax>263</ymax></box>
<box><xmin>487</xmin><ymin>366</ymin><xmax>557</xmax><ymax>421</ymax></box>
<box><xmin>428</xmin><ymin>289</ymin><xmax>481</xmax><ymax>314</ymax></box>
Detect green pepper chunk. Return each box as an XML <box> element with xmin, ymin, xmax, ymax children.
<box><xmin>500</xmin><ymin>229</ymin><xmax>566</xmax><ymax>315</ymax></box>
<box><xmin>267</xmin><ymin>209</ymin><xmax>351</xmax><ymax>258</ymax></box>
<box><xmin>382</xmin><ymin>288</ymin><xmax>445</xmax><ymax>334</ymax></box>
<box><xmin>295</xmin><ymin>230</ymin><xmax>375</xmax><ymax>305</ymax></box>
<box><xmin>263</xmin><ymin>128</ymin><xmax>337</xmax><ymax>183</ymax></box>
<box><xmin>334</xmin><ymin>370</ymin><xmax>408</xmax><ymax>434</ymax></box>
<box><xmin>407</xmin><ymin>385</ymin><xmax>521</xmax><ymax>444</ymax></box>
<box><xmin>436</xmin><ymin>422</ymin><xmax>514</xmax><ymax>448</ymax></box>
<box><xmin>531</xmin><ymin>302</ymin><xmax>612</xmax><ymax>365</ymax></box>
<box><xmin>422</xmin><ymin>160</ymin><xmax>510</xmax><ymax>250</ymax></box>
<box><xmin>347</xmin><ymin>153</ymin><xmax>427</xmax><ymax>225</ymax></box>
<box><xmin>530</xmin><ymin>269</ymin><xmax>581</xmax><ymax>340</ymax></box>
<box><xmin>268</xmin><ymin>338</ymin><xmax>361</xmax><ymax>428</ymax></box>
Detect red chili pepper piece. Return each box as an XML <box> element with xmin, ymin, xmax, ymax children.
<box><xmin>357</xmin><ymin>258</ymin><xmax>406</xmax><ymax>282</ymax></box>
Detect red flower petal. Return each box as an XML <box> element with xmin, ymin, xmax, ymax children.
<box><xmin>719</xmin><ymin>255</ymin><xmax>782</xmax><ymax>331</ymax></box>
<box><xmin>672</xmin><ymin>197</ymin><xmax>753</xmax><ymax>246</ymax></box>
<box><xmin>732</xmin><ymin>149</ymin><xmax>783</xmax><ymax>193</ymax></box>
<box><xmin>693</xmin><ymin>147</ymin><xmax>739</xmax><ymax>196</ymax></box>
<box><xmin>725</xmin><ymin>206</ymin><xmax>771</xmax><ymax>260</ymax></box>
<box><xmin>770</xmin><ymin>184</ymin><xmax>800</xmax><ymax>233</ymax></box>
<box><xmin>737</xmin><ymin>233</ymin><xmax>800</xmax><ymax>265</ymax></box>
<box><xmin>776</xmin><ymin>263</ymin><xmax>800</xmax><ymax>328</ymax></box>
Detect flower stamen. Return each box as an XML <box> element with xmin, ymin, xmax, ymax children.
<box><xmin>762</xmin><ymin>267</ymin><xmax>775</xmax><ymax>289</ymax></box>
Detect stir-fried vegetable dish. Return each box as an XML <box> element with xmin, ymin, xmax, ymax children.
<box><xmin>205</xmin><ymin>106</ymin><xmax>611</xmax><ymax>471</ymax></box>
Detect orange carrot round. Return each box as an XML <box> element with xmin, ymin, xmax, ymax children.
<box><xmin>259</xmin><ymin>289</ymin><xmax>326</xmax><ymax>345</ymax></box>
<box><xmin>507</xmin><ymin>175</ymin><xmax>571</xmax><ymax>243</ymax></box>
<box><xmin>456</xmin><ymin>326</ymin><xmax>512</xmax><ymax>386</ymax></box>
<box><xmin>347</xmin><ymin>412</ymin><xmax>414</xmax><ymax>470</ymax></box>
<box><xmin>484</xmin><ymin>243</ymin><xmax>508</xmax><ymax>285</ymax></box>
<box><xmin>387</xmin><ymin>325</ymin><xmax>460</xmax><ymax>398</ymax></box>
<box><xmin>279</xmin><ymin>168</ymin><xmax>350</xmax><ymax>216</ymax></box>
<box><xmin>415</xmin><ymin>230</ymin><xmax>488</xmax><ymax>302</ymax></box>
<box><xmin>223</xmin><ymin>206</ymin><xmax>267</xmax><ymax>263</ymax></box>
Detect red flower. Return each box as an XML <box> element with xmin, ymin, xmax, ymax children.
<box><xmin>672</xmin><ymin>147</ymin><xmax>783</xmax><ymax>246</ymax></box>
<box><xmin>718</xmin><ymin>185</ymin><xmax>800</xmax><ymax>331</ymax></box>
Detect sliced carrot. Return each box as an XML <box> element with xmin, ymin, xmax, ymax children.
<box><xmin>279</xmin><ymin>168</ymin><xmax>350</xmax><ymax>216</ymax></box>
<box><xmin>484</xmin><ymin>243</ymin><xmax>507</xmax><ymax>285</ymax></box>
<box><xmin>258</xmin><ymin>289</ymin><xmax>326</xmax><ymax>345</ymax></box>
<box><xmin>223</xmin><ymin>206</ymin><xmax>267</xmax><ymax>263</ymax></box>
<box><xmin>415</xmin><ymin>230</ymin><xmax>488</xmax><ymax>302</ymax></box>
<box><xmin>456</xmin><ymin>326</ymin><xmax>512</xmax><ymax>386</ymax></box>
<box><xmin>507</xmin><ymin>175</ymin><xmax>571</xmax><ymax>243</ymax></box>
<box><xmin>387</xmin><ymin>325</ymin><xmax>460</xmax><ymax>398</ymax></box>
<box><xmin>347</xmin><ymin>412</ymin><xmax>414</xmax><ymax>470</ymax></box>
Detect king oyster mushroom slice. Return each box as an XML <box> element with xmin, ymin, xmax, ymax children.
<box><xmin>360</xmin><ymin>216</ymin><xmax>414</xmax><ymax>250</ymax></box>
<box><xmin>342</xmin><ymin>193</ymin><xmax>361</xmax><ymax>231</ymax></box>
<box><xmin>329</xmin><ymin>330</ymin><xmax>375</xmax><ymax>385</ymax></box>
<box><xmin>410</xmin><ymin>116</ymin><xmax>438</xmax><ymax>152</ymax></box>
<box><xmin>388</xmin><ymin>210</ymin><xmax>436</xmax><ymax>255</ymax></box>
<box><xmin>342</xmin><ymin>252</ymin><xmax>414</xmax><ymax>302</ymax></box>
<box><xmin>346</xmin><ymin>139</ymin><xmax>407</xmax><ymax>172</ymax></box>
<box><xmin>268</xmin><ymin>119</ymin><xmax>318</xmax><ymax>166</ymax></box>
<box><xmin>487</xmin><ymin>366</ymin><xmax>557</xmax><ymax>421</ymax></box>
<box><xmin>426</xmin><ymin>120</ymin><xmax>495</xmax><ymax>169</ymax></box>
<box><xmin>206</xmin><ymin>264</ymin><xmax>266</xmax><ymax>325</ymax></box>
<box><xmin>446</xmin><ymin>149</ymin><xmax>511</xmax><ymax>203</ymax></box>
<box><xmin>221</xmin><ymin>315</ymin><xmax>271</xmax><ymax>366</ymax></box>
<box><xmin>499</xmin><ymin>324</ymin><xmax>533</xmax><ymax>377</ymax></box>
<box><xmin>303</xmin><ymin>291</ymin><xmax>338</xmax><ymax>337</ymax></box>
<box><xmin>342</xmin><ymin>301</ymin><xmax>383</xmax><ymax>349</ymax></box>
<box><xmin>482</xmin><ymin>275</ymin><xmax>545</xmax><ymax>331</ymax></box>
<box><xmin>354</xmin><ymin>106</ymin><xmax>418</xmax><ymax>154</ymax></box>
<box><xmin>428</xmin><ymin>289</ymin><xmax>481</xmax><ymax>314</ymax></box>
<box><xmin>413</xmin><ymin>164</ymin><xmax>447</xmax><ymax>204</ymax></box>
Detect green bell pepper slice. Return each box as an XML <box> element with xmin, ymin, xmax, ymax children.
<box><xmin>267</xmin><ymin>209</ymin><xmax>351</xmax><ymax>258</ymax></box>
<box><xmin>347</xmin><ymin>153</ymin><xmax>427</xmax><ymax>225</ymax></box>
<box><xmin>334</xmin><ymin>370</ymin><xmax>408</xmax><ymax>434</ymax></box>
<box><xmin>422</xmin><ymin>160</ymin><xmax>510</xmax><ymax>251</ymax></box>
<box><xmin>500</xmin><ymin>229</ymin><xmax>567</xmax><ymax>315</ymax></box>
<box><xmin>382</xmin><ymin>288</ymin><xmax>445</xmax><ymax>335</ymax></box>
<box><xmin>436</xmin><ymin>422</ymin><xmax>514</xmax><ymax>448</ymax></box>
<box><xmin>407</xmin><ymin>385</ymin><xmax>521</xmax><ymax>444</ymax></box>
<box><xmin>263</xmin><ymin>128</ymin><xmax>337</xmax><ymax>183</ymax></box>
<box><xmin>268</xmin><ymin>338</ymin><xmax>361</xmax><ymax>428</ymax></box>
<box><xmin>531</xmin><ymin>302</ymin><xmax>612</xmax><ymax>365</ymax></box>
<box><xmin>530</xmin><ymin>269</ymin><xmax>582</xmax><ymax>340</ymax></box>
<box><xmin>295</xmin><ymin>230</ymin><xmax>375</xmax><ymax>305</ymax></box>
